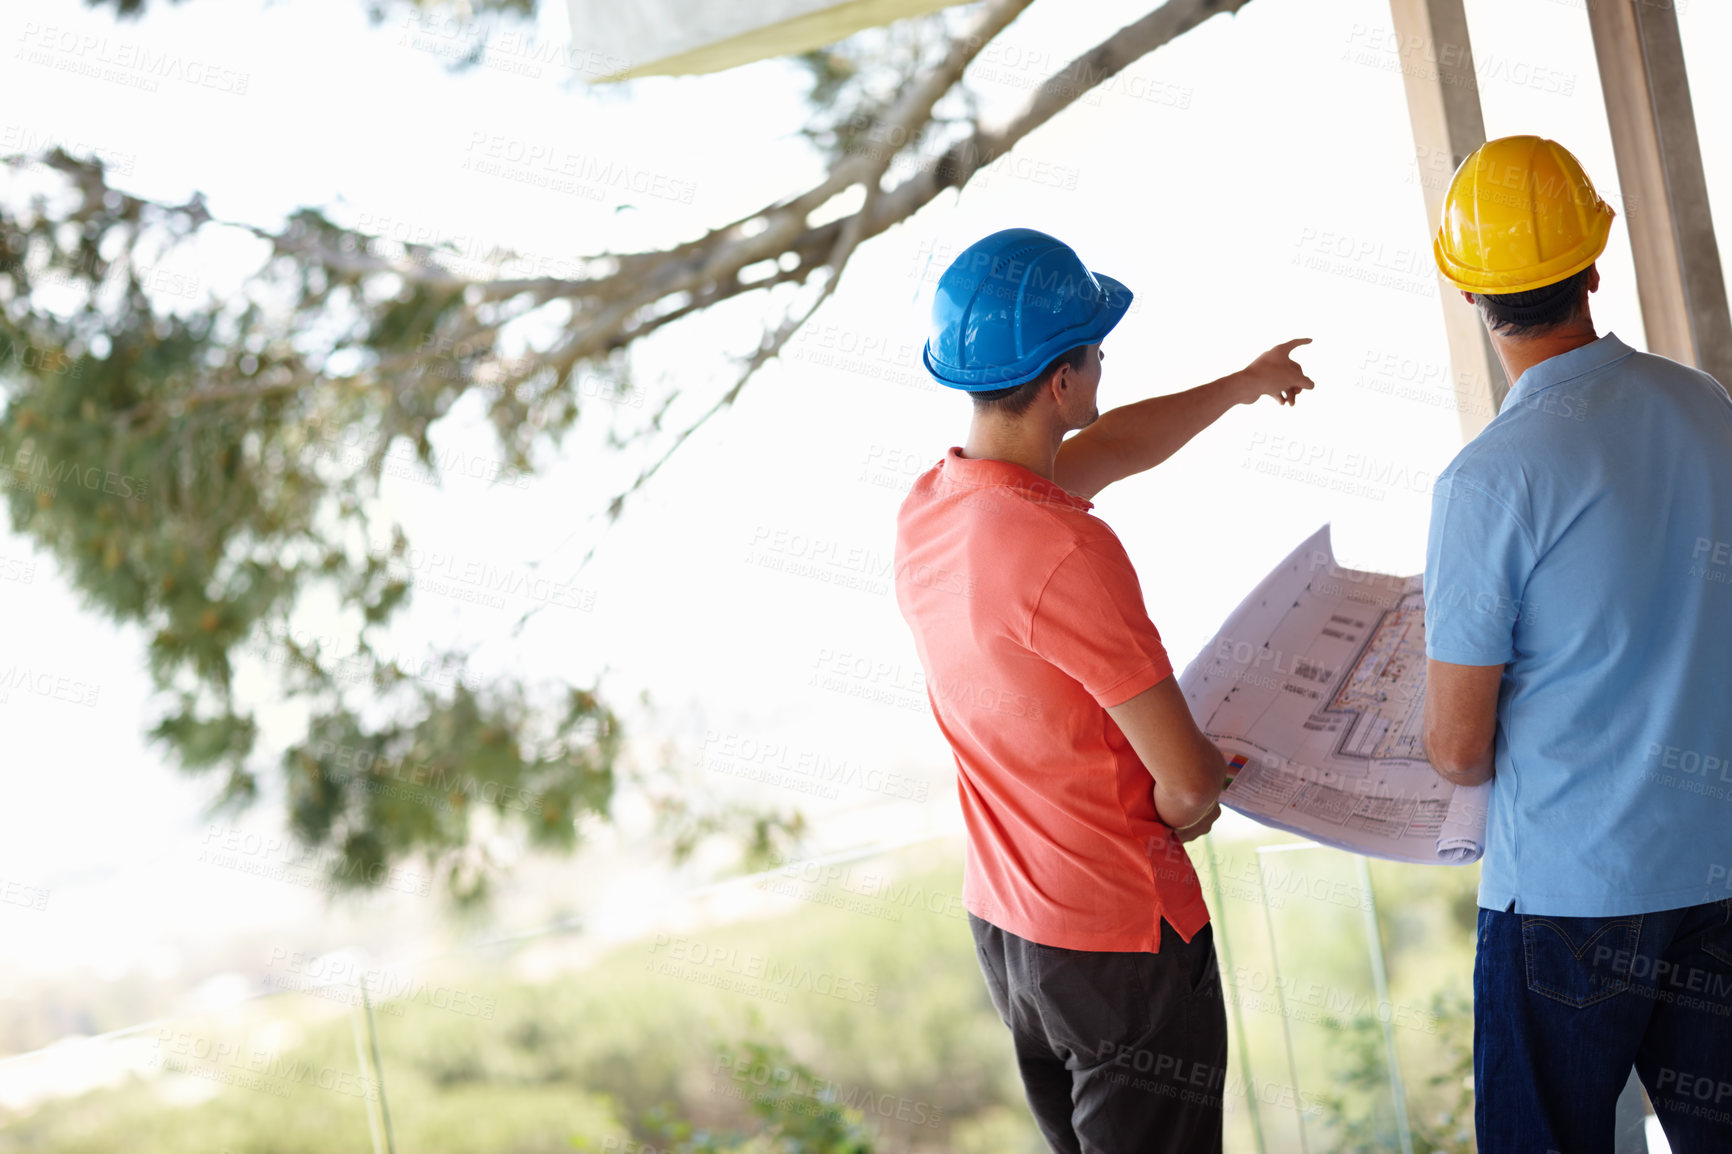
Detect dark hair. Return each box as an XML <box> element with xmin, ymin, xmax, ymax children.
<box><xmin>970</xmin><ymin>345</ymin><xmax>1089</xmax><ymax>417</ymax></box>
<box><xmin>1473</xmin><ymin>265</ymin><xmax>1594</xmax><ymax>338</ymax></box>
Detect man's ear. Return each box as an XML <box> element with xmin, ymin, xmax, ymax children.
<box><xmin>1046</xmin><ymin>362</ymin><xmax>1070</xmax><ymax>399</ymax></box>
<box><xmin>1460</xmin><ymin>290</ymin><xmax>1476</xmax><ymax>305</ymax></box>
<box><xmin>1587</xmin><ymin>265</ymin><xmax>1600</xmax><ymax>293</ymax></box>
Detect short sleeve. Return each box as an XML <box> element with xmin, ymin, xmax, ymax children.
<box><xmin>1029</xmin><ymin>535</ymin><xmax>1173</xmax><ymax>707</ymax></box>
<box><xmin>1424</xmin><ymin>472</ymin><xmax>1536</xmax><ymax>666</ymax></box>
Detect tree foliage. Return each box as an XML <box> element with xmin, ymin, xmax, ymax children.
<box><xmin>1314</xmin><ymin>989</ymin><xmax>1476</xmax><ymax>1154</ymax></box>
<box><xmin>629</xmin><ymin>1040</ymin><xmax>876</xmax><ymax>1154</ymax></box>
<box><xmin>0</xmin><ymin>157</ymin><xmax>626</xmax><ymax>908</ymax></box>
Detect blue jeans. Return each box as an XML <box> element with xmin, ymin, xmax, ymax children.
<box><xmin>1474</xmin><ymin>898</ymin><xmax>1732</xmax><ymax>1153</ymax></box>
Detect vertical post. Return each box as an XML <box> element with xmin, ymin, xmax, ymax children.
<box><xmin>1355</xmin><ymin>855</ymin><xmax>1414</xmax><ymax>1154</ymax></box>
<box><xmin>1205</xmin><ymin>834</ymin><xmax>1269</xmax><ymax>1154</ymax></box>
<box><xmin>1388</xmin><ymin>0</ymin><xmax>1509</xmax><ymax>438</ymax></box>
<box><xmin>1587</xmin><ymin>0</ymin><xmax>1732</xmax><ymax>388</ymax></box>
<box><xmin>1613</xmin><ymin>1067</ymin><xmax>1652</xmax><ymax>1154</ymax></box>
<box><xmin>1255</xmin><ymin>846</ymin><xmax>1311</xmax><ymax>1154</ymax></box>
<box><xmin>359</xmin><ymin>973</ymin><xmax>398</xmax><ymax>1154</ymax></box>
<box><xmin>351</xmin><ymin>1001</ymin><xmax>388</xmax><ymax>1154</ymax></box>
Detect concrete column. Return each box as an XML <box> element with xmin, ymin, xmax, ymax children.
<box><xmin>1388</xmin><ymin>0</ymin><xmax>1510</xmax><ymax>441</ymax></box>
<box><xmin>1588</xmin><ymin>0</ymin><xmax>1732</xmax><ymax>388</ymax></box>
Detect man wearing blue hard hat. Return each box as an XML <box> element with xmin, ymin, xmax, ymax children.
<box><xmin>894</xmin><ymin>227</ymin><xmax>1312</xmax><ymax>1152</ymax></box>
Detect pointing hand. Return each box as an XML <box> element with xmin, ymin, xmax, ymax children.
<box><xmin>1240</xmin><ymin>337</ymin><xmax>1316</xmax><ymax>407</ymax></box>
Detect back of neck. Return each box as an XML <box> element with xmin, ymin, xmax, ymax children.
<box><xmin>1492</xmin><ymin>321</ymin><xmax>1600</xmax><ymax>388</ymax></box>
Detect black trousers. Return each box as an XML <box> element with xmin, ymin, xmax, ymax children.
<box><xmin>969</xmin><ymin>912</ymin><xmax>1227</xmax><ymax>1154</ymax></box>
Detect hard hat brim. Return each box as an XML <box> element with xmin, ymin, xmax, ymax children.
<box><xmin>1434</xmin><ymin>204</ymin><xmax>1614</xmax><ymax>295</ymax></box>
<box><xmin>924</xmin><ymin>271</ymin><xmax>1134</xmax><ymax>391</ymax></box>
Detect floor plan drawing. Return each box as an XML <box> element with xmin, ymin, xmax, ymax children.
<box><xmin>1177</xmin><ymin>526</ymin><xmax>1488</xmax><ymax>865</ymax></box>
<box><xmin>1320</xmin><ymin>592</ymin><xmax>1428</xmax><ymax>764</ymax></box>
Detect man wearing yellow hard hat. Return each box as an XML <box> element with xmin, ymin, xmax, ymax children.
<box><xmin>1421</xmin><ymin>135</ymin><xmax>1732</xmax><ymax>1150</ymax></box>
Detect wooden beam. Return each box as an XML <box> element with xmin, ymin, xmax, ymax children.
<box><xmin>1588</xmin><ymin>0</ymin><xmax>1732</xmax><ymax>387</ymax></box>
<box><xmin>1388</xmin><ymin>0</ymin><xmax>1509</xmax><ymax>441</ymax></box>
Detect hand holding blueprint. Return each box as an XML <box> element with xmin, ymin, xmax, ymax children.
<box><xmin>1176</xmin><ymin>526</ymin><xmax>1490</xmax><ymax>865</ymax></box>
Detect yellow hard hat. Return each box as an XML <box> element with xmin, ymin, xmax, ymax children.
<box><xmin>1434</xmin><ymin>135</ymin><xmax>1616</xmax><ymax>295</ymax></box>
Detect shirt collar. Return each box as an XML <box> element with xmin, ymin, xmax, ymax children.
<box><xmin>1502</xmin><ymin>331</ymin><xmax>1636</xmax><ymax>411</ymax></box>
<box><xmin>940</xmin><ymin>446</ymin><xmax>1094</xmax><ymax>511</ymax></box>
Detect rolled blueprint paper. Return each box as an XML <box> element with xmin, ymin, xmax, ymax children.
<box><xmin>1434</xmin><ymin>780</ymin><xmax>1490</xmax><ymax>864</ymax></box>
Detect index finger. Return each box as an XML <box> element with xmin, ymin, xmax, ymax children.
<box><xmin>1279</xmin><ymin>337</ymin><xmax>1314</xmax><ymax>353</ymax></box>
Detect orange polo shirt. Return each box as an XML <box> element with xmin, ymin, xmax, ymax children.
<box><xmin>893</xmin><ymin>447</ymin><xmax>1209</xmax><ymax>954</ymax></box>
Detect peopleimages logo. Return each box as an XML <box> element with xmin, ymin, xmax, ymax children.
<box><xmin>965</xmin><ymin>266</ymin><xmax>1121</xmax><ymax>313</ymax></box>
<box><xmin>712</xmin><ymin>1053</ymin><xmax>945</xmax><ymax>1129</ymax></box>
<box><xmin>1428</xmin><ymin>582</ymin><xmax>1536</xmax><ymax>626</ymax></box>
<box><xmin>461</xmin><ymin>132</ymin><xmax>697</xmax><ymax>204</ymax></box>
<box><xmin>646</xmin><ymin>934</ymin><xmax>879</xmax><ymax>1006</ymax></box>
<box><xmin>1</xmin><ymin>443</ymin><xmax>148</xmax><ymax>502</ymax></box>
<box><xmin>15</xmin><ymin>22</ymin><xmax>251</xmax><ymax>93</ymax></box>
<box><xmin>700</xmin><ymin>730</ymin><xmax>929</xmax><ymax>802</ymax></box>
<box><xmin>927</xmin><ymin>670</ymin><xmax>1041</xmax><ymax>719</ymax></box>
<box><xmin>1241</xmin><ymin>431</ymin><xmax>1435</xmax><ymax>500</ymax></box>
<box><xmin>264</xmin><ymin>948</ymin><xmax>497</xmax><ymax>1019</ymax></box>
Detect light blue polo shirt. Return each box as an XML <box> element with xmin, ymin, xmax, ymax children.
<box><xmin>1425</xmin><ymin>332</ymin><xmax>1732</xmax><ymax>916</ymax></box>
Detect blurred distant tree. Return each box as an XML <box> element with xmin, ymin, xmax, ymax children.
<box><xmin>0</xmin><ymin>0</ymin><xmax>1249</xmax><ymax>906</ymax></box>
<box><xmin>1314</xmin><ymin>989</ymin><xmax>1476</xmax><ymax>1154</ymax></box>
<box><xmin>625</xmin><ymin>1040</ymin><xmax>876</xmax><ymax>1154</ymax></box>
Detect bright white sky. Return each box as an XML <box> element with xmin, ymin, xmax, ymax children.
<box><xmin>0</xmin><ymin>0</ymin><xmax>1728</xmax><ymax>1054</ymax></box>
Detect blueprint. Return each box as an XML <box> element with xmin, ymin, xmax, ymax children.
<box><xmin>1176</xmin><ymin>526</ymin><xmax>1489</xmax><ymax>865</ymax></box>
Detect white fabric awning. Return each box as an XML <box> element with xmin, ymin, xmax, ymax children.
<box><xmin>568</xmin><ymin>0</ymin><xmax>975</xmax><ymax>81</ymax></box>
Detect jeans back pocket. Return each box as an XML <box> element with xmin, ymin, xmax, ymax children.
<box><xmin>1700</xmin><ymin>897</ymin><xmax>1732</xmax><ymax>969</ymax></box>
<box><xmin>1521</xmin><ymin>913</ymin><xmax>1643</xmax><ymax>1009</ymax></box>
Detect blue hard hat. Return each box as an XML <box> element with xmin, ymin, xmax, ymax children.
<box><xmin>922</xmin><ymin>228</ymin><xmax>1133</xmax><ymax>391</ymax></box>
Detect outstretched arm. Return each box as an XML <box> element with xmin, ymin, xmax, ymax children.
<box><xmin>1054</xmin><ymin>338</ymin><xmax>1314</xmax><ymax>500</ymax></box>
